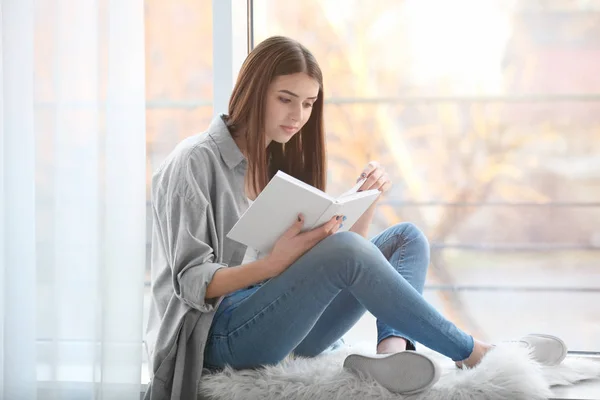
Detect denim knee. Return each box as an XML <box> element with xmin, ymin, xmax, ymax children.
<box><xmin>392</xmin><ymin>222</ymin><xmax>429</xmax><ymax>245</ymax></box>
<box><xmin>316</xmin><ymin>231</ymin><xmax>385</xmax><ymax>272</ymax></box>
<box><xmin>391</xmin><ymin>222</ymin><xmax>430</xmax><ymax>263</ymax></box>
<box><xmin>320</xmin><ymin>231</ymin><xmax>377</xmax><ymax>257</ymax></box>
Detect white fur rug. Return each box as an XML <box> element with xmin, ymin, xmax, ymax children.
<box><xmin>199</xmin><ymin>342</ymin><xmax>600</xmax><ymax>400</ymax></box>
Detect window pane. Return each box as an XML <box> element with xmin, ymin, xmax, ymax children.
<box><xmin>322</xmin><ymin>102</ymin><xmax>600</xmax><ymax>205</ymax></box>
<box><xmin>142</xmin><ymin>1</ymin><xmax>214</xmax><ymax>372</ymax></box>
<box><xmin>145</xmin><ymin>0</ymin><xmax>214</xmax><ymax>277</ymax></box>
<box><xmin>253</xmin><ymin>0</ymin><xmax>600</xmax><ymax>97</ymax></box>
<box><xmin>253</xmin><ymin>0</ymin><xmax>600</xmax><ymax>350</ymax></box>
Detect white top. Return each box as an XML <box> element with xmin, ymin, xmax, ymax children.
<box><xmin>242</xmin><ymin>197</ymin><xmax>263</xmax><ymax>264</ymax></box>
<box><xmin>242</xmin><ymin>246</ymin><xmax>261</xmax><ymax>264</ymax></box>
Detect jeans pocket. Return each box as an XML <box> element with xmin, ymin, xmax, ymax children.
<box><xmin>215</xmin><ymin>286</ymin><xmax>259</xmax><ymax>320</ymax></box>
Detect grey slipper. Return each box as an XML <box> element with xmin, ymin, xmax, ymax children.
<box><xmin>455</xmin><ymin>333</ymin><xmax>568</xmax><ymax>370</ymax></box>
<box><xmin>518</xmin><ymin>333</ymin><xmax>568</xmax><ymax>366</ymax></box>
<box><xmin>343</xmin><ymin>351</ymin><xmax>441</xmax><ymax>395</ymax></box>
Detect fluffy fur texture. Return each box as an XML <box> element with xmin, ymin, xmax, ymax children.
<box><xmin>199</xmin><ymin>342</ymin><xmax>600</xmax><ymax>400</ymax></box>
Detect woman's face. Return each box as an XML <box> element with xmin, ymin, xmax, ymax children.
<box><xmin>264</xmin><ymin>72</ymin><xmax>320</xmax><ymax>145</ymax></box>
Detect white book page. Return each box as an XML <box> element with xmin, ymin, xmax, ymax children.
<box><xmin>277</xmin><ymin>171</ymin><xmax>335</xmax><ymax>201</ymax></box>
<box><xmin>336</xmin><ymin>190</ymin><xmax>380</xmax><ymax>232</ymax></box>
<box><xmin>338</xmin><ymin>177</ymin><xmax>367</xmax><ymax>198</ymax></box>
<box><xmin>336</xmin><ymin>189</ymin><xmax>380</xmax><ymax>204</ymax></box>
<box><xmin>312</xmin><ymin>202</ymin><xmax>343</xmax><ymax>228</ymax></box>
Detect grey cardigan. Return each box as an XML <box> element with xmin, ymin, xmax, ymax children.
<box><xmin>144</xmin><ymin>115</ymin><xmax>249</xmax><ymax>400</ymax></box>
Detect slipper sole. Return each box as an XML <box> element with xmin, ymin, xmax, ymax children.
<box><xmin>343</xmin><ymin>351</ymin><xmax>440</xmax><ymax>395</ymax></box>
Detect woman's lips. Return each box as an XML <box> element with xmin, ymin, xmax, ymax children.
<box><xmin>281</xmin><ymin>125</ymin><xmax>298</xmax><ymax>134</ymax></box>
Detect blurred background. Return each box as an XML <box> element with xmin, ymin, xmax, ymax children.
<box><xmin>145</xmin><ymin>0</ymin><xmax>600</xmax><ymax>353</ymax></box>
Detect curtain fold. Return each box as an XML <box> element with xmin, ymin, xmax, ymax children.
<box><xmin>1</xmin><ymin>0</ymin><xmax>146</xmax><ymax>398</ymax></box>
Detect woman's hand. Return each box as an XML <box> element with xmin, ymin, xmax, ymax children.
<box><xmin>348</xmin><ymin>161</ymin><xmax>392</xmax><ymax>238</ymax></box>
<box><xmin>356</xmin><ymin>161</ymin><xmax>392</xmax><ymax>194</ymax></box>
<box><xmin>264</xmin><ymin>214</ymin><xmax>343</xmax><ymax>277</ymax></box>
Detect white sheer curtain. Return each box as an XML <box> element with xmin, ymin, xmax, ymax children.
<box><xmin>1</xmin><ymin>0</ymin><xmax>146</xmax><ymax>399</ymax></box>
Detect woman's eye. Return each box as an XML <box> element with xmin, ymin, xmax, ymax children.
<box><xmin>279</xmin><ymin>97</ymin><xmax>291</xmax><ymax>104</ymax></box>
<box><xmin>303</xmin><ymin>103</ymin><xmax>314</xmax><ymax>108</ymax></box>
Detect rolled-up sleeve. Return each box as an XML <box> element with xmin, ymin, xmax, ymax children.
<box><xmin>154</xmin><ymin>190</ymin><xmax>225</xmax><ymax>312</ymax></box>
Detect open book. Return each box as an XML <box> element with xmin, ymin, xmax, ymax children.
<box><xmin>227</xmin><ymin>171</ymin><xmax>381</xmax><ymax>253</ymax></box>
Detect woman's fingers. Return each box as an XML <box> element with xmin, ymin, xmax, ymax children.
<box><xmin>300</xmin><ymin>215</ymin><xmax>343</xmax><ymax>245</ymax></box>
<box><xmin>361</xmin><ymin>167</ymin><xmax>384</xmax><ymax>191</ymax></box>
<box><xmin>374</xmin><ymin>173</ymin><xmax>391</xmax><ymax>191</ymax></box>
<box><xmin>357</xmin><ymin>161</ymin><xmax>379</xmax><ymax>183</ymax></box>
<box><xmin>380</xmin><ymin>179</ymin><xmax>392</xmax><ymax>192</ymax></box>
<box><xmin>283</xmin><ymin>213</ymin><xmax>305</xmax><ymax>238</ymax></box>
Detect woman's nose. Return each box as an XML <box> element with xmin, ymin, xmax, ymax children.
<box><xmin>289</xmin><ymin>105</ymin><xmax>302</xmax><ymax>122</ymax></box>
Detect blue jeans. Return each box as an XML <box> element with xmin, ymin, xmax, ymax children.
<box><xmin>204</xmin><ymin>223</ymin><xmax>474</xmax><ymax>369</ymax></box>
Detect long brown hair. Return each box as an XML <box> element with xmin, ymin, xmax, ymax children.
<box><xmin>226</xmin><ymin>36</ymin><xmax>327</xmax><ymax>195</ymax></box>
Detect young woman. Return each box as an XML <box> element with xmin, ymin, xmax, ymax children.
<box><xmin>144</xmin><ymin>36</ymin><xmax>567</xmax><ymax>400</ymax></box>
